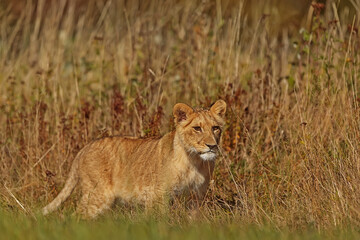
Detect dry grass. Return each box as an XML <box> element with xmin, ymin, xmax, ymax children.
<box><xmin>1</xmin><ymin>0</ymin><xmax>360</xmax><ymax>230</ymax></box>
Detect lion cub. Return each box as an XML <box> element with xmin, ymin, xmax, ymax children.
<box><xmin>42</xmin><ymin>100</ymin><xmax>226</xmax><ymax>218</ymax></box>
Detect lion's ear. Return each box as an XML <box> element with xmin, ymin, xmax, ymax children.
<box><xmin>173</xmin><ymin>103</ymin><xmax>194</xmax><ymax>124</ymax></box>
<box><xmin>210</xmin><ymin>100</ymin><xmax>227</xmax><ymax>117</ymax></box>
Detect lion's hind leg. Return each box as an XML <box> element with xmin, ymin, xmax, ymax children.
<box><xmin>76</xmin><ymin>180</ymin><xmax>115</xmax><ymax>219</ymax></box>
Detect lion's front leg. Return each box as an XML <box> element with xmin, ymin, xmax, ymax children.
<box><xmin>144</xmin><ymin>194</ymin><xmax>169</xmax><ymax>216</ymax></box>
<box><xmin>186</xmin><ymin>189</ymin><xmax>208</xmax><ymax>220</ymax></box>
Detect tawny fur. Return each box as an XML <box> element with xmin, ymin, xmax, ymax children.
<box><xmin>42</xmin><ymin>100</ymin><xmax>226</xmax><ymax>218</ymax></box>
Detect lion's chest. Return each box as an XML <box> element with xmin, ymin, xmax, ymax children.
<box><xmin>172</xmin><ymin>165</ymin><xmax>205</xmax><ymax>195</ymax></box>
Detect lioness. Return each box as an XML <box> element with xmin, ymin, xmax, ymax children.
<box><xmin>42</xmin><ymin>100</ymin><xmax>226</xmax><ymax>218</ymax></box>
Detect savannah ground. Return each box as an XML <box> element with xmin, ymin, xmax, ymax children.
<box><xmin>1</xmin><ymin>0</ymin><xmax>360</xmax><ymax>239</ymax></box>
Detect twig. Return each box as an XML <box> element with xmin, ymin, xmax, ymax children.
<box><xmin>4</xmin><ymin>184</ymin><xmax>37</xmax><ymax>220</ymax></box>
<box><xmin>4</xmin><ymin>184</ymin><xmax>27</xmax><ymax>213</ymax></box>
<box><xmin>33</xmin><ymin>141</ymin><xmax>57</xmax><ymax>168</ymax></box>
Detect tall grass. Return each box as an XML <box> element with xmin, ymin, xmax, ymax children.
<box><xmin>0</xmin><ymin>0</ymin><xmax>360</xmax><ymax>231</ymax></box>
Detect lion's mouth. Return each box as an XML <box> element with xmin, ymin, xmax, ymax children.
<box><xmin>199</xmin><ymin>151</ymin><xmax>217</xmax><ymax>161</ymax></box>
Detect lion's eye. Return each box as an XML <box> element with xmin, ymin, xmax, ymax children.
<box><xmin>193</xmin><ymin>126</ymin><xmax>202</xmax><ymax>132</ymax></box>
<box><xmin>212</xmin><ymin>126</ymin><xmax>221</xmax><ymax>132</ymax></box>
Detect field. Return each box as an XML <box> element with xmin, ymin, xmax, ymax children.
<box><xmin>1</xmin><ymin>0</ymin><xmax>360</xmax><ymax>239</ymax></box>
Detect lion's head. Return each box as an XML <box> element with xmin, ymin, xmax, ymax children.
<box><xmin>173</xmin><ymin>100</ymin><xmax>227</xmax><ymax>161</ymax></box>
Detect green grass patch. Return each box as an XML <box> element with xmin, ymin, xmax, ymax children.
<box><xmin>0</xmin><ymin>210</ymin><xmax>359</xmax><ymax>240</ymax></box>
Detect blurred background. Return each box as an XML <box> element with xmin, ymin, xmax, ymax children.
<box><xmin>1</xmin><ymin>0</ymin><xmax>360</xmax><ymax>229</ymax></box>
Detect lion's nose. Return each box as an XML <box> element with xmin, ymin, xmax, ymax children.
<box><xmin>206</xmin><ymin>144</ymin><xmax>217</xmax><ymax>151</ymax></box>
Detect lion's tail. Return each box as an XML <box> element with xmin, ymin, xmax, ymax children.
<box><xmin>42</xmin><ymin>157</ymin><xmax>79</xmax><ymax>215</ymax></box>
